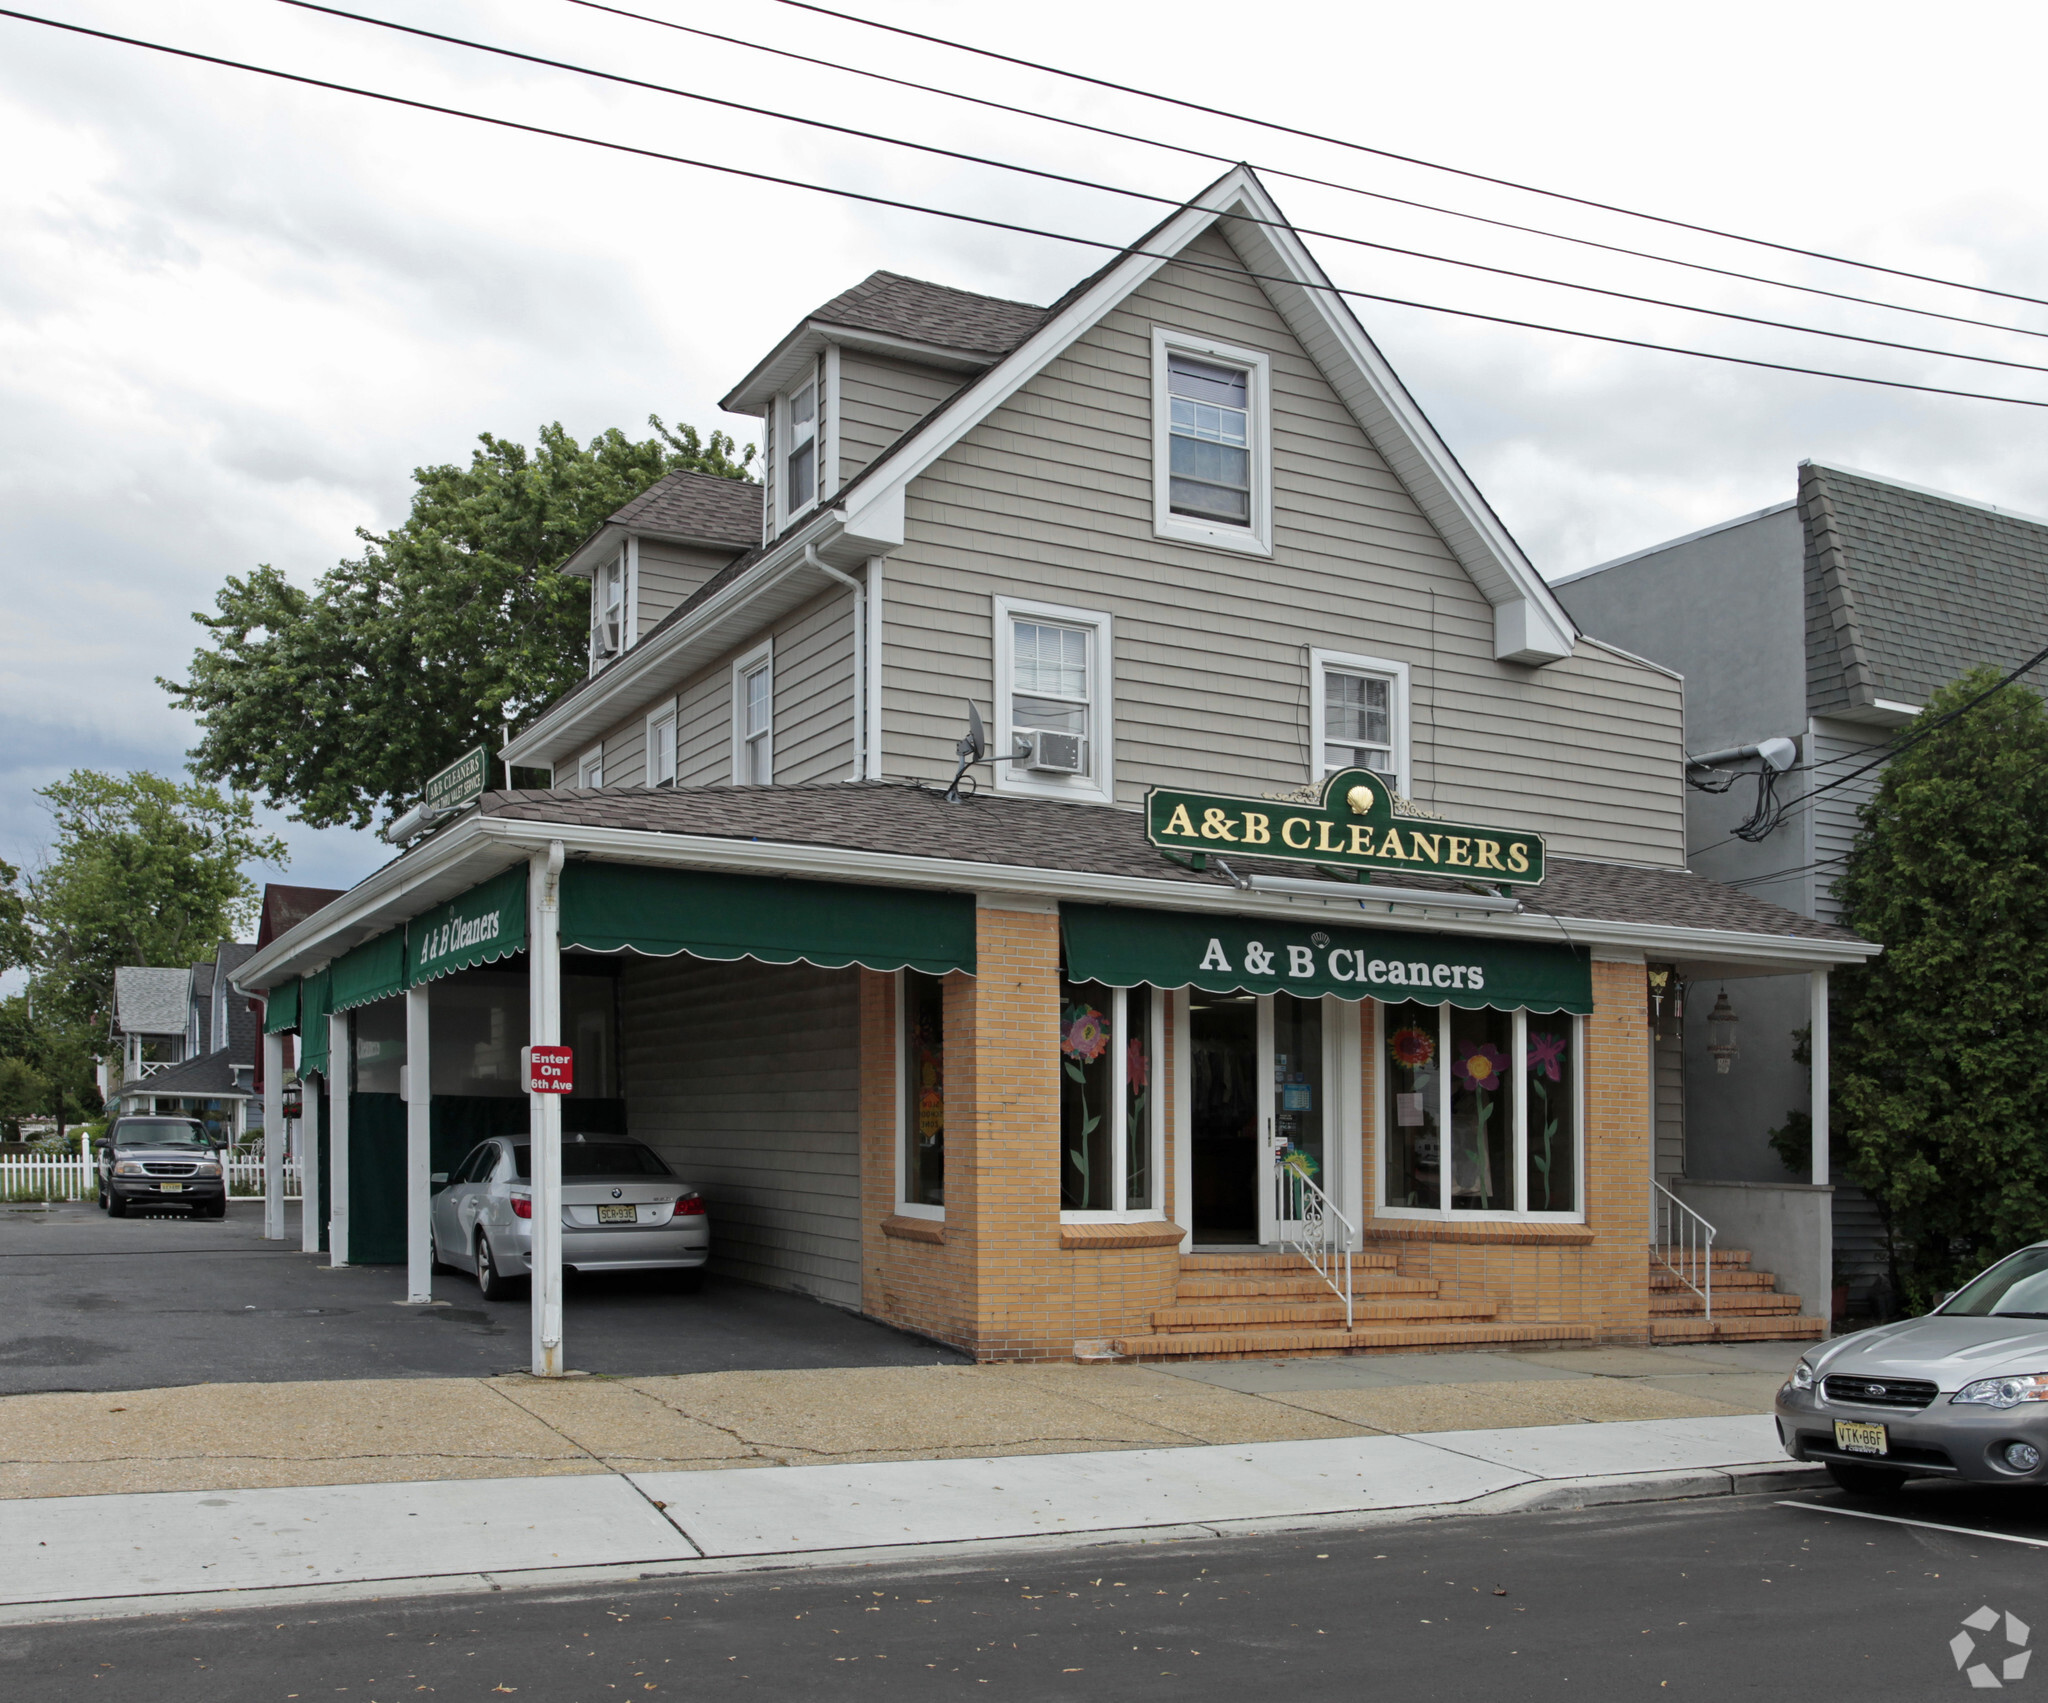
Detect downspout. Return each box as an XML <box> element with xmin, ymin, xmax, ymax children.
<box><xmin>806</xmin><ymin>544</ymin><xmax>866</xmax><ymax>782</ymax></box>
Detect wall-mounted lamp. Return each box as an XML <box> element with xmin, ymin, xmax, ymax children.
<box><xmin>1706</xmin><ymin>988</ymin><xmax>1740</xmax><ymax>1075</ymax></box>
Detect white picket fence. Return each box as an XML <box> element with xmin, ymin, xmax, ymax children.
<box><xmin>0</xmin><ymin>1152</ymin><xmax>301</xmax><ymax>1203</ymax></box>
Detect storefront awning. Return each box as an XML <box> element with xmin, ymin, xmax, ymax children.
<box><xmin>263</xmin><ymin>978</ymin><xmax>299</xmax><ymax>1034</ymax></box>
<box><xmin>1062</xmin><ymin>903</ymin><xmax>1592</xmax><ymax>1014</ymax></box>
<box><xmin>409</xmin><ymin>865</ymin><xmax>527</xmax><ymax>987</ymax></box>
<box><xmin>298</xmin><ymin>968</ymin><xmax>333</xmax><ymax>1077</ymax></box>
<box><xmin>559</xmin><ymin>864</ymin><xmax>976</xmax><ymax>975</ymax></box>
<box><xmin>330</xmin><ymin>929</ymin><xmax>407</xmax><ymax>1014</ymax></box>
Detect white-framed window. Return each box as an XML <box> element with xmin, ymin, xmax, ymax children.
<box><xmin>1151</xmin><ymin>328</ymin><xmax>1272</xmax><ymax>556</ymax></box>
<box><xmin>645</xmin><ymin>700</ymin><xmax>678</xmax><ymax>788</ymax></box>
<box><xmin>1376</xmin><ymin>1002</ymin><xmax>1583</xmax><ymax>1220</ymax></box>
<box><xmin>731</xmin><ymin>640</ymin><xmax>773</xmax><ymax>785</ymax></box>
<box><xmin>1058</xmin><ymin>981</ymin><xmax>1164</xmax><ymax>1220</ymax></box>
<box><xmin>897</xmin><ymin>970</ymin><xmax>946</xmax><ymax>1217</ymax></box>
<box><xmin>577</xmin><ymin>746</ymin><xmax>603</xmax><ymax>789</ymax></box>
<box><xmin>781</xmin><ymin>377</ymin><xmax>818</xmax><ymax>525</ymax></box>
<box><xmin>1309</xmin><ymin>648</ymin><xmax>1411</xmax><ymax>793</ymax></box>
<box><xmin>590</xmin><ymin>545</ymin><xmax>628</xmax><ymax>669</ymax></box>
<box><xmin>992</xmin><ymin>595</ymin><xmax>1113</xmax><ymax>805</ymax></box>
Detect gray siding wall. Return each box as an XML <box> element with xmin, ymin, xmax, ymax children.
<box><xmin>1805</xmin><ymin>716</ymin><xmax>1887</xmax><ymax>925</ymax></box>
<box><xmin>621</xmin><ymin>956</ymin><xmax>863</xmax><ymax>1306</ymax></box>
<box><xmin>874</xmin><ymin>227</ymin><xmax>1689</xmax><ymax>865</ymax></box>
<box><xmin>837</xmin><ymin>352</ymin><xmax>962</xmax><ymax>490</ymax></box>
<box><xmin>636</xmin><ymin>540</ymin><xmax>738</xmax><ymax>640</ymax></box>
<box><xmin>1655</xmin><ymin>1025</ymin><xmax>1685</xmax><ymax>1190</ymax></box>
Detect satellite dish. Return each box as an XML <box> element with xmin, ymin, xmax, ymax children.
<box><xmin>1756</xmin><ymin>736</ymin><xmax>1797</xmax><ymax>773</ymax></box>
<box><xmin>945</xmin><ymin>701</ymin><xmax>988</xmax><ymax>802</ymax></box>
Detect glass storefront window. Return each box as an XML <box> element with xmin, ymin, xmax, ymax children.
<box><xmin>1060</xmin><ymin>979</ymin><xmax>1161</xmax><ymax>1216</ymax></box>
<box><xmin>352</xmin><ymin>969</ymin><xmax>620</xmax><ymax>1100</ymax></box>
<box><xmin>1124</xmin><ymin>985</ymin><xmax>1154</xmax><ymax>1211</ymax></box>
<box><xmin>903</xmin><ymin>970</ymin><xmax>946</xmax><ymax>1208</ymax></box>
<box><xmin>1382</xmin><ymin>1000</ymin><xmax>1441</xmax><ymax>1209</ymax></box>
<box><xmin>1524</xmin><ymin>1019</ymin><xmax>1577</xmax><ymax>1212</ymax></box>
<box><xmin>1448</xmin><ymin>1006</ymin><xmax>1512</xmax><ymax>1211</ymax></box>
<box><xmin>1273</xmin><ymin>991</ymin><xmax>1324</xmax><ymax>1193</ymax></box>
<box><xmin>352</xmin><ymin>1000</ymin><xmax>405</xmax><ymax>1095</ymax></box>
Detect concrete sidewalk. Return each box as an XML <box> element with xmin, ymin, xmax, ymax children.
<box><xmin>0</xmin><ymin>1343</ymin><xmax>1802</xmax><ymax>1498</ymax></box>
<box><xmin>0</xmin><ymin>1414</ymin><xmax>1815</xmax><ymax>1619</ymax></box>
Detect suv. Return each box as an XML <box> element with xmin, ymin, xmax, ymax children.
<box><xmin>96</xmin><ymin>1116</ymin><xmax>228</xmax><ymax>1218</ymax></box>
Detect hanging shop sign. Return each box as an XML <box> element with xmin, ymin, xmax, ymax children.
<box><xmin>1062</xmin><ymin>903</ymin><xmax>1591</xmax><ymax>1013</ymax></box>
<box><xmin>421</xmin><ymin>745</ymin><xmax>493</xmax><ymax>818</ymax></box>
<box><xmin>1145</xmin><ymin>768</ymin><xmax>1546</xmax><ymax>886</ymax></box>
<box><xmin>409</xmin><ymin>864</ymin><xmax>529</xmax><ymax>987</ymax></box>
<box><xmin>525</xmin><ymin>1044</ymin><xmax>574</xmax><ymax>1095</ymax></box>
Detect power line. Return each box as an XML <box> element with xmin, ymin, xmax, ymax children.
<box><xmin>270</xmin><ymin>0</ymin><xmax>2048</xmax><ymax>382</ymax></box>
<box><xmin>564</xmin><ymin>0</ymin><xmax>2048</xmax><ymax>349</ymax></box>
<box><xmin>783</xmin><ymin>0</ymin><xmax>2048</xmax><ymax>314</ymax></box>
<box><xmin>8</xmin><ymin>4</ymin><xmax>2048</xmax><ymax>412</ymax></box>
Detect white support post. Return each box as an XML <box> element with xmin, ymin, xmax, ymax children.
<box><xmin>299</xmin><ymin>1088</ymin><xmax>321</xmax><ymax>1253</ymax></box>
<box><xmin>261</xmin><ymin>1029</ymin><xmax>286</xmax><ymax>1241</ymax></box>
<box><xmin>1810</xmin><ymin>969</ymin><xmax>1830</xmax><ymax>1188</ymax></box>
<box><xmin>405</xmin><ymin>984</ymin><xmax>433</xmax><ymax>1305</ymax></box>
<box><xmin>529</xmin><ymin>842</ymin><xmax>566</xmax><ymax>1377</ymax></box>
<box><xmin>328</xmin><ymin>1011</ymin><xmax>350</xmax><ymax>1267</ymax></box>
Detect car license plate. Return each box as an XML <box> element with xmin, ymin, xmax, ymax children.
<box><xmin>597</xmin><ymin>1204</ymin><xmax>637</xmax><ymax>1224</ymax></box>
<box><xmin>1835</xmin><ymin>1419</ymin><xmax>1888</xmax><ymax>1456</ymax></box>
<box><xmin>158</xmin><ymin>1181</ymin><xmax>185</xmax><ymax>1193</ymax></box>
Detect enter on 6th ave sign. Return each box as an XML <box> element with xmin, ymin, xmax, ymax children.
<box><xmin>524</xmin><ymin>1044</ymin><xmax>574</xmax><ymax>1095</ymax></box>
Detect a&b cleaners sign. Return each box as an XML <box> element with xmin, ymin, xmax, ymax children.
<box><xmin>1145</xmin><ymin>767</ymin><xmax>1545</xmax><ymax>886</ymax></box>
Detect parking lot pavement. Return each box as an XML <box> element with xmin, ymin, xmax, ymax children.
<box><xmin>0</xmin><ymin>1202</ymin><xmax>964</xmax><ymax>1396</ymax></box>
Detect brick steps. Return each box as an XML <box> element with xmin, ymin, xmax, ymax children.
<box><xmin>1649</xmin><ymin>1291</ymin><xmax>1803</xmax><ymax>1317</ymax></box>
<box><xmin>1179</xmin><ymin>1251</ymin><xmax>1398</xmax><ymax>1274</ymax></box>
<box><xmin>1653</xmin><ymin>1313</ymin><xmax>1827</xmax><ymax>1343</ymax></box>
<box><xmin>1151</xmin><ymin>1297</ymin><xmax>1499</xmax><ymax>1331</ymax></box>
<box><xmin>1114</xmin><ymin>1319</ymin><xmax>1599</xmax><ymax>1360</ymax></box>
<box><xmin>1648</xmin><ymin>1245</ymin><xmax>1822</xmax><ymax>1341</ymax></box>
<box><xmin>1650</xmin><ymin>1247</ymin><xmax>1753</xmax><ymax>1269</ymax></box>
<box><xmin>1173</xmin><ymin>1272</ymin><xmax>1442</xmax><ymax>1301</ymax></box>
<box><xmin>1649</xmin><ymin>1268</ymin><xmax>1776</xmax><ymax>1291</ymax></box>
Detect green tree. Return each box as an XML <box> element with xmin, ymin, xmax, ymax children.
<box><xmin>0</xmin><ymin>858</ymin><xmax>30</xmax><ymax>975</ymax></box>
<box><xmin>164</xmin><ymin>416</ymin><xmax>755</xmax><ymax>830</ymax></box>
<box><xmin>1834</xmin><ymin>667</ymin><xmax>2048</xmax><ymax>1308</ymax></box>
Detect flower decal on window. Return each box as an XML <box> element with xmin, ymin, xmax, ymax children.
<box><xmin>1452</xmin><ymin>1042</ymin><xmax>1509</xmax><ymax>1093</ymax></box>
<box><xmin>1389</xmin><ymin>1026</ymin><xmax>1436</xmax><ymax>1070</ymax></box>
<box><xmin>1061</xmin><ymin>1005</ymin><xmax>1109</xmax><ymax>1062</ymax></box>
<box><xmin>1126</xmin><ymin>1036</ymin><xmax>1149</xmax><ymax>1090</ymax></box>
<box><xmin>1526</xmin><ymin>1030</ymin><xmax>1567</xmax><ymax>1083</ymax></box>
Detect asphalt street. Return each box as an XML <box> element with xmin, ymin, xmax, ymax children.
<box><xmin>13</xmin><ymin>1485</ymin><xmax>2048</xmax><ymax>1700</ymax></box>
<box><xmin>0</xmin><ymin>1202</ymin><xmax>963</xmax><ymax>1393</ymax></box>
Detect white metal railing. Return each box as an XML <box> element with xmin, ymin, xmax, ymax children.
<box><xmin>0</xmin><ymin>1153</ymin><xmax>300</xmax><ymax>1203</ymax></box>
<box><xmin>1274</xmin><ymin>1147</ymin><xmax>1356</xmax><ymax>1329</ymax></box>
<box><xmin>1653</xmin><ymin>1179</ymin><xmax>1715</xmax><ymax>1318</ymax></box>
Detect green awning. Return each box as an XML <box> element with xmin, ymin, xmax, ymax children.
<box><xmin>298</xmin><ymin>968</ymin><xmax>334</xmax><ymax>1077</ymax></box>
<box><xmin>409</xmin><ymin>865</ymin><xmax>527</xmax><ymax>987</ymax></box>
<box><xmin>559</xmin><ymin>864</ymin><xmax>976</xmax><ymax>975</ymax></box>
<box><xmin>264</xmin><ymin>978</ymin><xmax>300</xmax><ymax>1034</ymax></box>
<box><xmin>1061</xmin><ymin>903</ymin><xmax>1592</xmax><ymax>1014</ymax></box>
<box><xmin>330</xmin><ymin>929</ymin><xmax>407</xmax><ymax>1013</ymax></box>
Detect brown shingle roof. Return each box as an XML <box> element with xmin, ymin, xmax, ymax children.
<box><xmin>609</xmin><ymin>470</ymin><xmax>761</xmax><ymax>549</ymax></box>
<box><xmin>807</xmin><ymin>271</ymin><xmax>1047</xmax><ymax>358</ymax></box>
<box><xmin>472</xmin><ymin>782</ymin><xmax>1864</xmax><ymax>946</ymax></box>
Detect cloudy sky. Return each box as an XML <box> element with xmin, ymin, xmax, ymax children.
<box><xmin>5</xmin><ymin>0</ymin><xmax>2047</xmax><ymax>906</ymax></box>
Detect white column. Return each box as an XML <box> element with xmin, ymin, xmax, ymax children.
<box><xmin>865</xmin><ymin>556</ymin><xmax>885</xmax><ymax>778</ymax></box>
<box><xmin>1810</xmin><ymin>969</ymin><xmax>1830</xmax><ymax>1187</ymax></box>
<box><xmin>405</xmin><ymin>984</ymin><xmax>433</xmax><ymax>1304</ymax></box>
<box><xmin>262</xmin><ymin>1029</ymin><xmax>286</xmax><ymax>1240</ymax></box>
<box><xmin>529</xmin><ymin>842</ymin><xmax>566</xmax><ymax>1377</ymax></box>
<box><xmin>328</xmin><ymin>1011</ymin><xmax>350</xmax><ymax>1267</ymax></box>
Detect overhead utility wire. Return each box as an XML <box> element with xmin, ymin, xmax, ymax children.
<box><xmin>8</xmin><ymin>5</ymin><xmax>2048</xmax><ymax>413</ymax></box>
<box><xmin>1688</xmin><ymin>640</ymin><xmax>2048</xmax><ymax>862</ymax></box>
<box><xmin>783</xmin><ymin>0</ymin><xmax>2048</xmax><ymax>314</ymax></box>
<box><xmin>269</xmin><ymin>0</ymin><xmax>2048</xmax><ymax>382</ymax></box>
<box><xmin>565</xmin><ymin>0</ymin><xmax>2048</xmax><ymax>349</ymax></box>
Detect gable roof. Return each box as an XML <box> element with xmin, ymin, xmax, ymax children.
<box><xmin>608</xmin><ymin>469</ymin><xmax>761</xmax><ymax>550</ymax></box>
<box><xmin>1801</xmin><ymin>461</ymin><xmax>2048</xmax><ymax>719</ymax></box>
<box><xmin>112</xmin><ymin>967</ymin><xmax>190</xmax><ymax>1037</ymax></box>
<box><xmin>256</xmin><ymin>885</ymin><xmax>346</xmax><ymax>949</ymax></box>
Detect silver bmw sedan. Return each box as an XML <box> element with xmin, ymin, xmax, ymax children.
<box><xmin>1777</xmin><ymin>1241</ymin><xmax>2048</xmax><ymax>1492</ymax></box>
<box><xmin>429</xmin><ymin>1133</ymin><xmax>710</xmax><ymax>1300</ymax></box>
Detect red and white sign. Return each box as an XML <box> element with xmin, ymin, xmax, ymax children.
<box><xmin>524</xmin><ymin>1044</ymin><xmax>574</xmax><ymax>1095</ymax></box>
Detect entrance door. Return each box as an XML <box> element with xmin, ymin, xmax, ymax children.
<box><xmin>1189</xmin><ymin>990</ymin><xmax>1331</xmax><ymax>1245</ymax></box>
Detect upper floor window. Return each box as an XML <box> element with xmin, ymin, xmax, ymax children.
<box><xmin>992</xmin><ymin>597</ymin><xmax>1113</xmax><ymax>805</ymax></box>
<box><xmin>591</xmin><ymin>547</ymin><xmax>627</xmax><ymax>667</ymax></box>
<box><xmin>646</xmin><ymin>701</ymin><xmax>678</xmax><ymax>787</ymax></box>
<box><xmin>577</xmin><ymin>746</ymin><xmax>603</xmax><ymax>789</ymax></box>
<box><xmin>1310</xmin><ymin>648</ymin><xmax>1410</xmax><ymax>794</ymax></box>
<box><xmin>784</xmin><ymin>379</ymin><xmax>818</xmax><ymax>519</ymax></box>
<box><xmin>1151</xmin><ymin>329</ymin><xmax>1271</xmax><ymax>555</ymax></box>
<box><xmin>732</xmin><ymin>641</ymin><xmax>773</xmax><ymax>785</ymax></box>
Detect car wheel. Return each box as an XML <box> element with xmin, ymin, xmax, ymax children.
<box><xmin>1826</xmin><ymin>1460</ymin><xmax>1908</xmax><ymax>1496</ymax></box>
<box><xmin>107</xmin><ymin>1193</ymin><xmax>128</xmax><ymax>1219</ymax></box>
<box><xmin>201</xmin><ymin>1201</ymin><xmax>226</xmax><ymax>1220</ymax></box>
<box><xmin>475</xmin><ymin>1232</ymin><xmax>519</xmax><ymax>1301</ymax></box>
<box><xmin>96</xmin><ymin>1181</ymin><xmax>108</xmax><ymax>1212</ymax></box>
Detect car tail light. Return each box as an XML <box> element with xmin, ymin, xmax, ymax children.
<box><xmin>509</xmin><ymin>1194</ymin><xmax>533</xmax><ymax>1219</ymax></box>
<box><xmin>674</xmin><ymin>1194</ymin><xmax>706</xmax><ymax>1216</ymax></box>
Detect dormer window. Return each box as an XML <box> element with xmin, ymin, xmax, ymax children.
<box><xmin>591</xmin><ymin>547</ymin><xmax>627</xmax><ymax>667</ymax></box>
<box><xmin>783</xmin><ymin>379</ymin><xmax>818</xmax><ymax>518</ymax></box>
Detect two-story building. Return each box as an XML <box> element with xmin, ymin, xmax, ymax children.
<box><xmin>234</xmin><ymin>168</ymin><xmax>1874</xmax><ymax>1366</ymax></box>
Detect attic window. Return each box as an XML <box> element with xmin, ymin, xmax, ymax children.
<box><xmin>1151</xmin><ymin>329</ymin><xmax>1271</xmax><ymax>556</ymax></box>
<box><xmin>591</xmin><ymin>547</ymin><xmax>627</xmax><ymax>666</ymax></box>
<box><xmin>784</xmin><ymin>380</ymin><xmax>818</xmax><ymax>518</ymax></box>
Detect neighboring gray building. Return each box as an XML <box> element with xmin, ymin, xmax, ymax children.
<box><xmin>1555</xmin><ymin>460</ymin><xmax>2048</xmax><ymax>1307</ymax></box>
<box><xmin>105</xmin><ymin>941</ymin><xmax>263</xmax><ymax>1141</ymax></box>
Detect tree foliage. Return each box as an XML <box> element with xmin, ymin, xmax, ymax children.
<box><xmin>1834</xmin><ymin>667</ymin><xmax>2048</xmax><ymax>1307</ymax></box>
<box><xmin>164</xmin><ymin>417</ymin><xmax>754</xmax><ymax>830</ymax></box>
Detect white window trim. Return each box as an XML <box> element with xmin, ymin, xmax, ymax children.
<box><xmin>577</xmin><ymin>745</ymin><xmax>603</xmax><ymax>789</ymax></box>
<box><xmin>590</xmin><ymin>545</ymin><xmax>630</xmax><ymax>672</ymax></box>
<box><xmin>893</xmin><ymin>972</ymin><xmax>944</xmax><ymax>1221</ymax></box>
<box><xmin>730</xmin><ymin>638</ymin><xmax>774</xmax><ymax>786</ymax></box>
<box><xmin>1309</xmin><ymin>647</ymin><xmax>1412</xmax><ymax>795</ymax></box>
<box><xmin>821</xmin><ymin>343</ymin><xmax>842</xmax><ymax>506</ymax></box>
<box><xmin>644</xmin><ymin>697</ymin><xmax>679</xmax><ymax>788</ymax></box>
<box><xmin>625</xmin><ymin>536</ymin><xmax>640</xmax><ymax>650</ymax></box>
<box><xmin>991</xmin><ymin>594</ymin><xmax>1114</xmax><ymax>806</ymax></box>
<box><xmin>1151</xmin><ymin>327</ymin><xmax>1273</xmax><ymax>557</ymax></box>
<box><xmin>777</xmin><ymin>370</ymin><xmax>822</xmax><ymax>532</ymax></box>
<box><xmin>1372</xmin><ymin>1003</ymin><xmax>1586</xmax><ymax>1223</ymax></box>
<box><xmin>1060</xmin><ymin>983</ymin><xmax>1169</xmax><ymax>1223</ymax></box>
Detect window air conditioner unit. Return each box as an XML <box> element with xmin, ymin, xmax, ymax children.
<box><xmin>1019</xmin><ymin>730</ymin><xmax>1086</xmax><ymax>774</ymax></box>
